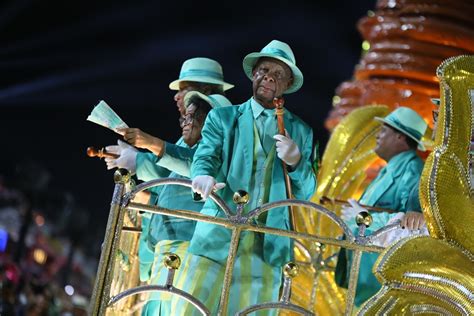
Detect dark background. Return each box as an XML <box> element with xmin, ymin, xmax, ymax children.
<box><xmin>0</xmin><ymin>0</ymin><xmax>375</xmax><ymax>258</ymax></box>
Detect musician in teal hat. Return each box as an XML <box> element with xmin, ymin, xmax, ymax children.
<box><xmin>103</xmin><ymin>57</ymin><xmax>234</xmax><ymax>285</ymax></box>
<box><xmin>336</xmin><ymin>106</ymin><xmax>428</xmax><ymax>307</ymax></box>
<box><xmin>179</xmin><ymin>39</ymin><xmax>317</xmax><ymax>315</ymax></box>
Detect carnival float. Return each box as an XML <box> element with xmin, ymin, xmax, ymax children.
<box><xmin>89</xmin><ymin>1</ymin><xmax>474</xmax><ymax>315</ymax></box>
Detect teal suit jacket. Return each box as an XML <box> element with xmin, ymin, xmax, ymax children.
<box><xmin>189</xmin><ymin>98</ymin><xmax>317</xmax><ymax>267</ymax></box>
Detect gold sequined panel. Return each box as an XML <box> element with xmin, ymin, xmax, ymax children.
<box><xmin>420</xmin><ymin>55</ymin><xmax>474</xmax><ymax>254</ymax></box>
<box><xmin>358</xmin><ymin>55</ymin><xmax>474</xmax><ymax>315</ymax></box>
<box><xmin>284</xmin><ymin>105</ymin><xmax>389</xmax><ymax>315</ymax></box>
<box><xmin>361</xmin><ymin>236</ymin><xmax>474</xmax><ymax>315</ymax></box>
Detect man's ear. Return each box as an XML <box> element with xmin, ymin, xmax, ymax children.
<box><xmin>397</xmin><ymin>133</ymin><xmax>410</xmax><ymax>147</ymax></box>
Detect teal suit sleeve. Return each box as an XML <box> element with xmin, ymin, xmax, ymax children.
<box><xmin>406</xmin><ymin>182</ymin><xmax>421</xmax><ymax>212</ymax></box>
<box><xmin>191</xmin><ymin>110</ymin><xmax>224</xmax><ymax>178</ymax></box>
<box><xmin>358</xmin><ymin>160</ymin><xmax>422</xmax><ymax>234</ymax></box>
<box><xmin>288</xmin><ymin>128</ymin><xmax>317</xmax><ymax>200</ymax></box>
<box><xmin>136</xmin><ymin>137</ymin><xmax>194</xmax><ymax>180</ymax></box>
<box><xmin>157</xmin><ymin>142</ymin><xmax>196</xmax><ymax>177</ymax></box>
<box><xmin>135</xmin><ymin>152</ymin><xmax>171</xmax><ymax>182</ymax></box>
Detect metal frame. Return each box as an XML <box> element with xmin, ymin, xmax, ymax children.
<box><xmin>90</xmin><ymin>174</ymin><xmax>402</xmax><ymax>316</ymax></box>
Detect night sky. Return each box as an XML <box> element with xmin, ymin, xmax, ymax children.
<box><xmin>0</xmin><ymin>0</ymin><xmax>375</xmax><ymax>256</ymax></box>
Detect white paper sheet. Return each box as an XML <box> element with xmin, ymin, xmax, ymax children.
<box><xmin>86</xmin><ymin>100</ymin><xmax>128</xmax><ymax>134</ymax></box>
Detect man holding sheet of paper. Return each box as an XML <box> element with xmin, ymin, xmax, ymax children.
<box><xmin>90</xmin><ymin>57</ymin><xmax>234</xmax><ymax>293</ymax></box>
<box><xmin>87</xmin><ymin>100</ymin><xmax>129</xmax><ymax>133</ymax></box>
<box><xmin>104</xmin><ymin>57</ymin><xmax>234</xmax><ymax>180</ymax></box>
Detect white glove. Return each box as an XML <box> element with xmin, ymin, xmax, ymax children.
<box><xmin>341</xmin><ymin>199</ymin><xmax>367</xmax><ymax>223</ymax></box>
<box><xmin>273</xmin><ymin>131</ymin><xmax>301</xmax><ymax>167</ymax></box>
<box><xmin>104</xmin><ymin>140</ymin><xmax>138</xmax><ymax>174</ymax></box>
<box><xmin>191</xmin><ymin>175</ymin><xmax>226</xmax><ymax>200</ymax></box>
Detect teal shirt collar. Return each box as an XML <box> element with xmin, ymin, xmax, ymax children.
<box><xmin>250</xmin><ymin>97</ymin><xmax>274</xmax><ymax>119</ymax></box>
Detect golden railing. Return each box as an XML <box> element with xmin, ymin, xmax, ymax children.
<box><xmin>88</xmin><ymin>174</ymin><xmax>410</xmax><ymax>316</ymax></box>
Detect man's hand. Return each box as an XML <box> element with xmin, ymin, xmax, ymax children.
<box><xmin>118</xmin><ymin>128</ymin><xmax>164</xmax><ymax>156</ymax></box>
<box><xmin>191</xmin><ymin>175</ymin><xmax>225</xmax><ymax>200</ymax></box>
<box><xmin>341</xmin><ymin>199</ymin><xmax>367</xmax><ymax>223</ymax></box>
<box><xmin>401</xmin><ymin>211</ymin><xmax>425</xmax><ymax>230</ymax></box>
<box><xmin>273</xmin><ymin>130</ymin><xmax>301</xmax><ymax>167</ymax></box>
<box><xmin>104</xmin><ymin>140</ymin><xmax>138</xmax><ymax>174</ymax></box>
<box><xmin>371</xmin><ymin>211</ymin><xmax>428</xmax><ymax>247</ymax></box>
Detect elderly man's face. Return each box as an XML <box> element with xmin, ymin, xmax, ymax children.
<box><xmin>252</xmin><ymin>58</ymin><xmax>293</xmax><ymax>109</ymax></box>
<box><xmin>180</xmin><ymin>103</ymin><xmax>204</xmax><ymax>147</ymax></box>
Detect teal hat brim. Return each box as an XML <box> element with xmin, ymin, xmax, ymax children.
<box><xmin>169</xmin><ymin>77</ymin><xmax>234</xmax><ymax>91</ymax></box>
<box><xmin>242</xmin><ymin>53</ymin><xmax>303</xmax><ymax>94</ymax></box>
<box><xmin>374</xmin><ymin>116</ymin><xmax>426</xmax><ymax>151</ymax></box>
<box><xmin>184</xmin><ymin>91</ymin><xmax>232</xmax><ymax>109</ymax></box>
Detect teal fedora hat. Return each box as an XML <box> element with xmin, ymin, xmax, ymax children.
<box><xmin>242</xmin><ymin>40</ymin><xmax>303</xmax><ymax>94</ymax></box>
<box><xmin>169</xmin><ymin>57</ymin><xmax>234</xmax><ymax>91</ymax></box>
<box><xmin>375</xmin><ymin>106</ymin><xmax>428</xmax><ymax>151</ymax></box>
<box><xmin>184</xmin><ymin>91</ymin><xmax>232</xmax><ymax>109</ymax></box>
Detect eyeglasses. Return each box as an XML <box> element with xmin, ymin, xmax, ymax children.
<box><xmin>432</xmin><ymin>110</ymin><xmax>439</xmax><ymax>123</ymax></box>
<box><xmin>179</xmin><ymin>114</ymin><xmax>194</xmax><ymax>127</ymax></box>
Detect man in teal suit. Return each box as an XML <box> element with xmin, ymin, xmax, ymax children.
<box><xmin>104</xmin><ymin>57</ymin><xmax>234</xmax><ymax>283</ymax></box>
<box><xmin>106</xmin><ymin>92</ymin><xmax>232</xmax><ymax>316</ymax></box>
<box><xmin>337</xmin><ymin>106</ymin><xmax>428</xmax><ymax>307</ymax></box>
<box><xmin>188</xmin><ymin>40</ymin><xmax>317</xmax><ymax>315</ymax></box>
<box><xmin>141</xmin><ymin>93</ymin><xmax>231</xmax><ymax>316</ymax></box>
